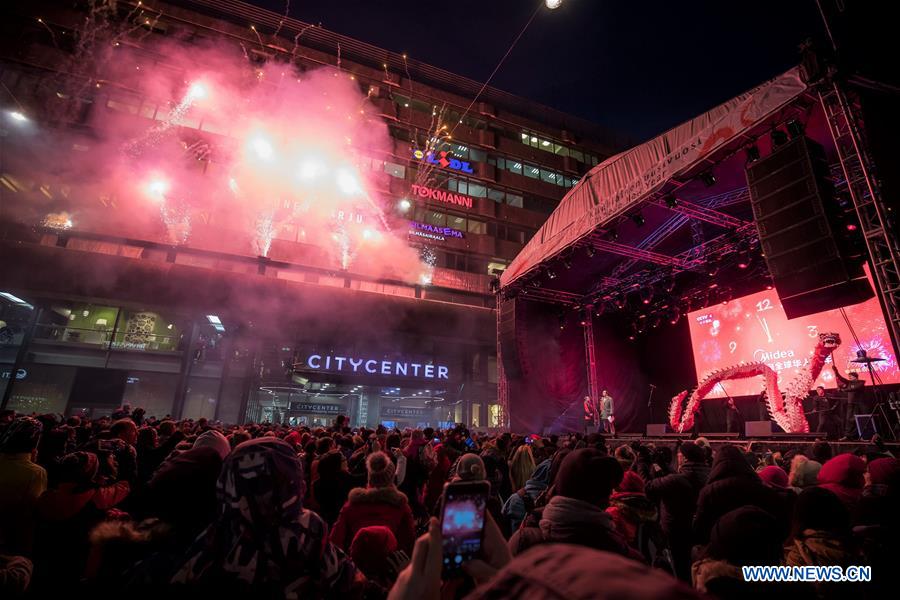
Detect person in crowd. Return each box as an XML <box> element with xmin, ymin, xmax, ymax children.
<box><xmin>606</xmin><ymin>470</ymin><xmax>673</xmax><ymax>571</ymax></box>
<box><xmin>692</xmin><ymin>506</ymin><xmax>815</xmax><ymax>599</ymax></box>
<box><xmin>644</xmin><ymin>441</ymin><xmax>710</xmax><ymax>581</ymax></box>
<box><xmin>788</xmin><ymin>454</ymin><xmax>822</xmax><ymax>492</ymax></box>
<box><xmin>0</xmin><ymin>417</ymin><xmax>47</xmax><ymax>556</ymax></box>
<box><xmin>480</xmin><ymin>434</ymin><xmax>512</xmax><ymax>500</ymax></box>
<box><xmin>758</xmin><ymin>465</ymin><xmax>797</xmax><ymax>517</ymax></box>
<box><xmin>784</xmin><ymin>487</ymin><xmax>861</xmax><ymax>597</ymax></box>
<box><xmin>349</xmin><ymin>525</ymin><xmax>407</xmax><ymax>590</ymax></box>
<box><xmin>692</xmin><ymin>445</ymin><xmax>787</xmax><ymax>544</ymax></box>
<box><xmin>330</xmin><ymin>451</ymin><xmax>416</xmax><ymax>555</ymax></box>
<box><xmin>312</xmin><ymin>450</ymin><xmax>356</xmax><ymax>527</ymax></box>
<box><xmin>509</xmin><ymin>448</ymin><xmax>641</xmax><ymax>560</ymax></box>
<box><xmin>33</xmin><ymin>451</ymin><xmax>130</xmax><ymax>590</ymax></box>
<box><xmin>171</xmin><ymin>437</ymin><xmax>356</xmax><ymax>598</ymax></box>
<box><xmin>816</xmin><ymin>453</ymin><xmax>866</xmax><ymax>510</ymax></box>
<box><xmin>0</xmin><ymin>553</ymin><xmax>32</xmax><ymax>596</ymax></box>
<box><xmin>398</xmin><ymin>429</ymin><xmax>434</xmax><ymax>519</ymax></box>
<box><xmin>508</xmin><ymin>443</ymin><xmax>536</xmax><ymax>492</ymax></box>
<box><xmin>501</xmin><ymin>456</ymin><xmax>551</xmax><ymax>532</ymax></box>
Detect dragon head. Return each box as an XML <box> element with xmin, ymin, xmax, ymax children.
<box><xmin>819</xmin><ymin>332</ymin><xmax>841</xmax><ymax>350</ymax></box>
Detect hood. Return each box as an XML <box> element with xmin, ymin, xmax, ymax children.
<box><xmin>679</xmin><ymin>461</ymin><xmax>711</xmax><ymax>486</ymax></box>
<box><xmin>524</xmin><ymin>458</ymin><xmax>553</xmax><ymax>494</ymax></box>
<box><xmin>347</xmin><ymin>485</ymin><xmax>408</xmax><ymax>507</ymax></box>
<box><xmin>707</xmin><ymin>446</ymin><xmax>757</xmax><ymax>484</ymax></box>
<box><xmin>540</xmin><ymin>495</ymin><xmax>615</xmax><ymax>541</ymax></box>
<box><xmin>787</xmin><ymin>531</ymin><xmax>854</xmax><ymax>566</ymax></box>
<box><xmin>608</xmin><ymin>493</ymin><xmax>658</xmax><ymax>523</ymax></box>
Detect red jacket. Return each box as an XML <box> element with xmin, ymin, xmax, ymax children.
<box><xmin>329</xmin><ymin>486</ymin><xmax>416</xmax><ymax>554</ymax></box>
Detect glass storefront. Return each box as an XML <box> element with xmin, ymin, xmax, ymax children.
<box><xmin>121</xmin><ymin>371</ymin><xmax>178</xmax><ymax>419</ymax></box>
<box><xmin>5</xmin><ymin>363</ymin><xmax>77</xmax><ymax>414</ymax></box>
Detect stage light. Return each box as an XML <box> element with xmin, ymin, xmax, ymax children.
<box><xmin>640</xmin><ymin>287</ymin><xmax>654</xmax><ymax>305</ymax></box>
<box><xmin>631</xmin><ymin>212</ymin><xmax>646</xmax><ymax>227</ymax></box>
<box><xmin>545</xmin><ymin>0</ymin><xmax>563</xmax><ymax>9</ymax></box>
<box><xmin>145</xmin><ymin>176</ymin><xmax>169</xmax><ymax>200</ymax></box>
<box><xmin>297</xmin><ymin>158</ymin><xmax>325</xmax><ymax>181</ymax></box>
<box><xmin>700</xmin><ymin>172</ymin><xmax>716</xmax><ymax>187</ymax></box>
<box><xmin>650</xmin><ymin>315</ymin><xmax>662</xmax><ymax>329</ymax></box>
<box><xmin>335</xmin><ymin>168</ymin><xmax>362</xmax><ymax>195</ymax></box>
<box><xmin>746</xmin><ymin>145</ymin><xmax>760</xmax><ymax>163</ymax></box>
<box><xmin>707</xmin><ymin>261</ymin><xmax>719</xmax><ymax>277</ymax></box>
<box><xmin>248</xmin><ymin>135</ymin><xmax>274</xmax><ymax>160</ymax></box>
<box><xmin>771</xmin><ymin>129</ymin><xmax>788</xmax><ymax>147</ymax></box>
<box><xmin>614</xmin><ymin>294</ymin><xmax>627</xmax><ymax>309</ymax></box>
<box><xmin>664</xmin><ymin>195</ymin><xmax>678</xmax><ymax>208</ymax></box>
<box><xmin>398</xmin><ymin>198</ymin><xmax>411</xmax><ymax>212</ymax></box>
<box><xmin>608</xmin><ymin>227</ymin><xmax>618</xmax><ymax>241</ymax></box>
<box><xmin>664</xmin><ymin>275</ymin><xmax>676</xmax><ymax>293</ymax></box>
<box><xmin>585</xmin><ymin>245</ymin><xmax>595</xmax><ymax>258</ymax></box>
<box><xmin>766</xmin><ymin>283</ymin><xmax>774</xmax><ymax>290</ymax></box>
<box><xmin>7</xmin><ymin>110</ymin><xmax>27</xmax><ymax>123</ymax></box>
<box><xmin>786</xmin><ymin>119</ymin><xmax>804</xmax><ymax>138</ymax></box>
<box><xmin>545</xmin><ymin>267</ymin><xmax>557</xmax><ymax>280</ymax></box>
<box><xmin>668</xmin><ymin>307</ymin><xmax>681</xmax><ymax>325</ymax></box>
<box><xmin>846</xmin><ymin>223</ymin><xmax>858</xmax><ymax>232</ymax></box>
<box><xmin>595</xmin><ymin>302</ymin><xmax>606</xmax><ymax>316</ymax></box>
<box><xmin>562</xmin><ymin>256</ymin><xmax>572</xmax><ymax>269</ymax></box>
<box><xmin>186</xmin><ymin>81</ymin><xmax>208</xmax><ymax>100</ymax></box>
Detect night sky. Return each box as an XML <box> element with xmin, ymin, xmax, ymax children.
<box><xmin>251</xmin><ymin>0</ymin><xmax>825</xmax><ymax>142</ymax></box>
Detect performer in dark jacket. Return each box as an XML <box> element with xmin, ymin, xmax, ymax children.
<box><xmin>832</xmin><ymin>366</ymin><xmax>866</xmax><ymax>439</ymax></box>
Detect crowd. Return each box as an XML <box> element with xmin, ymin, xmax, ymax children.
<box><xmin>0</xmin><ymin>405</ymin><xmax>898</xmax><ymax>599</ymax></box>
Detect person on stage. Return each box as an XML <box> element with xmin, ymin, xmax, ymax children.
<box><xmin>583</xmin><ymin>395</ymin><xmax>599</xmax><ymax>435</ymax></box>
<box><xmin>832</xmin><ymin>366</ymin><xmax>866</xmax><ymax>440</ymax></box>
<box><xmin>600</xmin><ymin>389</ymin><xmax>615</xmax><ymax>435</ymax></box>
<box><xmin>725</xmin><ymin>397</ymin><xmax>743</xmax><ymax>435</ymax></box>
<box><xmin>809</xmin><ymin>385</ymin><xmax>839</xmax><ymax>438</ymax></box>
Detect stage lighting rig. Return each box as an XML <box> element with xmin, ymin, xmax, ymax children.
<box><xmin>585</xmin><ymin>245</ymin><xmax>595</xmax><ymax>258</ymax></box>
<box><xmin>746</xmin><ymin>145</ymin><xmax>760</xmax><ymax>163</ymax></box>
<box><xmin>664</xmin><ymin>195</ymin><xmax>678</xmax><ymax>208</ymax></box>
<box><xmin>700</xmin><ymin>172</ymin><xmax>716</xmax><ymax>187</ymax></box>
<box><xmin>639</xmin><ymin>286</ymin><xmax>654</xmax><ymax>305</ymax></box>
<box><xmin>607</xmin><ymin>227</ymin><xmax>619</xmax><ymax>241</ymax></box>
<box><xmin>786</xmin><ymin>119</ymin><xmax>804</xmax><ymax>138</ymax></box>
<box><xmin>631</xmin><ymin>212</ymin><xmax>646</xmax><ymax>227</ymax></box>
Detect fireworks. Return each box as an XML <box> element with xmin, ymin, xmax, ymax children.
<box><xmin>42</xmin><ymin>212</ymin><xmax>74</xmax><ymax>230</ymax></box>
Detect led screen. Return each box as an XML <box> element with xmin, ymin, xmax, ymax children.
<box><xmin>687</xmin><ymin>282</ymin><xmax>899</xmax><ymax>398</ymax></box>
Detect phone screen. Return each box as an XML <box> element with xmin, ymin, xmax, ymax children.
<box><xmin>465</xmin><ymin>437</ymin><xmax>475</xmax><ymax>448</ymax></box>
<box><xmin>441</xmin><ymin>482</ymin><xmax>488</xmax><ymax>576</ymax></box>
<box><xmin>433</xmin><ymin>437</ymin><xmax>441</xmax><ymax>444</ymax></box>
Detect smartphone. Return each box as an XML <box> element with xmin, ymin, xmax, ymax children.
<box><xmin>440</xmin><ymin>480</ymin><xmax>489</xmax><ymax>577</ymax></box>
<box><xmin>524</xmin><ymin>436</ymin><xmax>533</xmax><ymax>445</ymax></box>
<box><xmin>433</xmin><ymin>437</ymin><xmax>441</xmax><ymax>444</ymax></box>
<box><xmin>465</xmin><ymin>437</ymin><xmax>475</xmax><ymax>448</ymax></box>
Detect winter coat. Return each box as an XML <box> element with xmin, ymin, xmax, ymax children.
<box><xmin>693</xmin><ymin>448</ymin><xmax>787</xmax><ymax>544</ymax></box>
<box><xmin>329</xmin><ymin>486</ymin><xmax>416</xmax><ymax>554</ymax></box>
<box><xmin>502</xmin><ymin>458</ymin><xmax>551</xmax><ymax>532</ymax></box>
<box><xmin>606</xmin><ymin>491</ymin><xmax>659</xmax><ymax>549</ymax></box>
<box><xmin>509</xmin><ymin>495</ymin><xmax>643</xmax><ymax>561</ymax></box>
<box><xmin>312</xmin><ymin>470</ymin><xmax>356</xmax><ymax>527</ymax></box>
<box><xmin>645</xmin><ymin>461</ymin><xmax>710</xmax><ymax>538</ymax></box>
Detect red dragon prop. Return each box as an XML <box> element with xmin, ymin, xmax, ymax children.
<box><xmin>668</xmin><ymin>332</ymin><xmax>841</xmax><ymax>433</ymax></box>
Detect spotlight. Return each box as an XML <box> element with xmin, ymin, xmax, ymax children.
<box><xmin>398</xmin><ymin>198</ymin><xmax>411</xmax><ymax>212</ymax></box>
<box><xmin>595</xmin><ymin>302</ymin><xmax>606</xmax><ymax>317</ymax></box>
<box><xmin>846</xmin><ymin>223</ymin><xmax>858</xmax><ymax>232</ymax></box>
<box><xmin>707</xmin><ymin>261</ymin><xmax>719</xmax><ymax>277</ymax></box>
<box><xmin>746</xmin><ymin>145</ymin><xmax>760</xmax><ymax>163</ymax></box>
<box><xmin>786</xmin><ymin>119</ymin><xmax>804</xmax><ymax>139</ymax></box>
<box><xmin>546</xmin><ymin>267</ymin><xmax>557</xmax><ymax>280</ymax></box>
<box><xmin>545</xmin><ymin>0</ymin><xmax>563</xmax><ymax>8</ymax></box>
<box><xmin>771</xmin><ymin>129</ymin><xmax>788</xmax><ymax>147</ymax></box>
<box><xmin>765</xmin><ymin>282</ymin><xmax>774</xmax><ymax>290</ymax></box>
<box><xmin>614</xmin><ymin>294</ymin><xmax>627</xmax><ymax>310</ymax></box>
<box><xmin>664</xmin><ymin>195</ymin><xmax>678</xmax><ymax>208</ymax></box>
<box><xmin>7</xmin><ymin>111</ymin><xmax>27</xmax><ymax>123</ymax></box>
<box><xmin>668</xmin><ymin>307</ymin><xmax>681</xmax><ymax>325</ymax></box>
<box><xmin>664</xmin><ymin>275</ymin><xmax>676</xmax><ymax>293</ymax></box>
<box><xmin>607</xmin><ymin>227</ymin><xmax>618</xmax><ymax>241</ymax></box>
<box><xmin>700</xmin><ymin>172</ymin><xmax>716</xmax><ymax>187</ymax></box>
<box><xmin>639</xmin><ymin>287</ymin><xmax>654</xmax><ymax>305</ymax></box>
<box><xmin>585</xmin><ymin>245</ymin><xmax>595</xmax><ymax>258</ymax></box>
<box><xmin>631</xmin><ymin>212</ymin><xmax>646</xmax><ymax>227</ymax></box>
<box><xmin>650</xmin><ymin>315</ymin><xmax>662</xmax><ymax>329</ymax></box>
<box><xmin>562</xmin><ymin>256</ymin><xmax>572</xmax><ymax>269</ymax></box>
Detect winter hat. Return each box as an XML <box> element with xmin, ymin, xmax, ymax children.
<box><xmin>792</xmin><ymin>487</ymin><xmax>850</xmax><ymax>537</ymax></box>
<box><xmin>788</xmin><ymin>455</ymin><xmax>822</xmax><ymax>489</ymax></box>
<box><xmin>366</xmin><ymin>451</ymin><xmax>396</xmax><ymax>488</ymax></box>
<box><xmin>350</xmin><ymin>525</ymin><xmax>398</xmax><ymax>581</ymax></box>
<box><xmin>758</xmin><ymin>465</ymin><xmax>789</xmax><ymax>489</ymax></box>
<box><xmin>818</xmin><ymin>453</ymin><xmax>866</xmax><ymax>506</ymax></box>
<box><xmin>193</xmin><ymin>429</ymin><xmax>231</xmax><ymax>460</ymax></box>
<box><xmin>456</xmin><ymin>453</ymin><xmax>486</xmax><ymax>481</ymax></box>
<box><xmin>706</xmin><ymin>506</ymin><xmax>782</xmax><ymax>566</ymax></box>
<box><xmin>867</xmin><ymin>457</ymin><xmax>900</xmax><ymax>486</ymax></box>
<box><xmin>59</xmin><ymin>451</ymin><xmax>100</xmax><ymax>489</ymax></box>
<box><xmin>555</xmin><ymin>448</ymin><xmax>623</xmax><ymax>505</ymax></box>
<box><xmin>679</xmin><ymin>441</ymin><xmax>705</xmax><ymax>463</ymax></box>
<box><xmin>0</xmin><ymin>416</ymin><xmax>42</xmax><ymax>453</ymax></box>
<box><xmin>615</xmin><ymin>470</ymin><xmax>645</xmax><ymax>494</ymax></box>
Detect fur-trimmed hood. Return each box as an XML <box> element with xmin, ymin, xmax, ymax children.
<box><xmin>347</xmin><ymin>485</ymin><xmax>408</xmax><ymax>507</ymax></box>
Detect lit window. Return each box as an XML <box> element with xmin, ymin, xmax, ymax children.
<box><xmin>510</xmin><ymin>162</ymin><xmax>522</xmax><ymax>174</ymax></box>
<box><xmin>506</xmin><ymin>194</ymin><xmax>523</xmax><ymax>208</ymax></box>
<box><xmin>525</xmin><ymin>165</ymin><xmax>539</xmax><ymax>179</ymax></box>
<box><xmin>467</xmin><ymin>219</ymin><xmax>486</xmax><ymax>235</ymax></box>
<box><xmin>468</xmin><ymin>183</ymin><xmax>486</xmax><ymax>197</ymax></box>
<box><xmin>384</xmin><ymin>162</ymin><xmax>405</xmax><ymax>179</ymax></box>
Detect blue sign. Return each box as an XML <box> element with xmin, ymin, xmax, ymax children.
<box><xmin>300</xmin><ymin>354</ymin><xmax>450</xmax><ymax>380</ymax></box>
<box><xmin>409</xmin><ymin>221</ymin><xmax>465</xmax><ymax>242</ymax></box>
<box><xmin>412</xmin><ymin>149</ymin><xmax>474</xmax><ymax>174</ymax></box>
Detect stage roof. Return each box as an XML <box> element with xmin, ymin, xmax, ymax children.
<box><xmin>500</xmin><ymin>68</ymin><xmax>809</xmax><ymax>291</ymax></box>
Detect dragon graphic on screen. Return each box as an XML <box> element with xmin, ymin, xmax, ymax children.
<box><xmin>668</xmin><ymin>332</ymin><xmax>841</xmax><ymax>433</ymax></box>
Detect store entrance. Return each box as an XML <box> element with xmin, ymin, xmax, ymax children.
<box><xmin>246</xmin><ymin>379</ymin><xmax>459</xmax><ymax>428</ymax></box>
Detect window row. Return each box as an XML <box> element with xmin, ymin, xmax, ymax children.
<box><xmin>411</xmin><ymin>208</ymin><xmax>532</xmax><ymax>244</ymax></box>
<box><xmin>488</xmin><ymin>156</ymin><xmax>579</xmax><ymax>189</ymax></box>
<box><xmin>518</xmin><ymin>131</ymin><xmax>601</xmax><ymax>166</ymax></box>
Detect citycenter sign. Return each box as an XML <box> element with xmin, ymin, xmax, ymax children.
<box><xmin>411</xmin><ymin>184</ymin><xmax>474</xmax><ymax>209</ymax></box>
<box><xmin>301</xmin><ymin>353</ymin><xmax>450</xmax><ymax>380</ymax></box>
<box><xmin>412</xmin><ymin>149</ymin><xmax>474</xmax><ymax>174</ymax></box>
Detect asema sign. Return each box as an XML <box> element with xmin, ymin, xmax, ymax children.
<box><xmin>301</xmin><ymin>354</ymin><xmax>450</xmax><ymax>380</ymax></box>
<box><xmin>412</xmin><ymin>149</ymin><xmax>474</xmax><ymax>174</ymax></box>
<box><xmin>409</xmin><ymin>221</ymin><xmax>465</xmax><ymax>242</ymax></box>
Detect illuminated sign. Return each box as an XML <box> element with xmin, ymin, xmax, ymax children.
<box><xmin>301</xmin><ymin>354</ymin><xmax>450</xmax><ymax>380</ymax></box>
<box><xmin>381</xmin><ymin>406</ymin><xmax>430</xmax><ymax>418</ymax></box>
<box><xmin>412</xmin><ymin>149</ymin><xmax>474</xmax><ymax>174</ymax></box>
<box><xmin>411</xmin><ymin>184</ymin><xmax>474</xmax><ymax>208</ymax></box>
<box><xmin>332</xmin><ymin>210</ymin><xmax>364</xmax><ymax>223</ymax></box>
<box><xmin>290</xmin><ymin>401</ymin><xmax>343</xmax><ymax>414</ymax></box>
<box><xmin>1</xmin><ymin>368</ymin><xmax>26</xmax><ymax>380</ymax></box>
<box><xmin>409</xmin><ymin>221</ymin><xmax>465</xmax><ymax>242</ymax></box>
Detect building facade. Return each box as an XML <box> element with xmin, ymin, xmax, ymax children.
<box><xmin>0</xmin><ymin>0</ymin><xmax>620</xmax><ymax>428</ymax></box>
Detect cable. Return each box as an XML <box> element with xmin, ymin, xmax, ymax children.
<box><xmin>451</xmin><ymin>0</ymin><xmax>544</xmax><ymax>136</ymax></box>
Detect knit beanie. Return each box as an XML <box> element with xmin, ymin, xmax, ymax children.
<box><xmin>350</xmin><ymin>525</ymin><xmax>398</xmax><ymax>581</ymax></box>
<box><xmin>193</xmin><ymin>429</ymin><xmax>231</xmax><ymax>460</ymax></box>
<box><xmin>758</xmin><ymin>465</ymin><xmax>789</xmax><ymax>489</ymax></box>
<box><xmin>367</xmin><ymin>451</ymin><xmax>396</xmax><ymax>488</ymax></box>
<box><xmin>457</xmin><ymin>453</ymin><xmax>486</xmax><ymax>481</ymax></box>
<box><xmin>615</xmin><ymin>470</ymin><xmax>645</xmax><ymax>493</ymax></box>
<box><xmin>555</xmin><ymin>448</ymin><xmax>623</xmax><ymax>505</ymax></box>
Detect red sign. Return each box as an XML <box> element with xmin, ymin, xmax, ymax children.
<box><xmin>411</xmin><ymin>184</ymin><xmax>474</xmax><ymax>209</ymax></box>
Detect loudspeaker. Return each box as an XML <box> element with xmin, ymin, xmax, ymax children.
<box><xmin>646</xmin><ymin>423</ymin><xmax>669</xmax><ymax>436</ymax></box>
<box><xmin>745</xmin><ymin>420</ymin><xmax>773</xmax><ymax>437</ymax></box>
<box><xmin>746</xmin><ymin>136</ymin><xmax>873</xmax><ymax>318</ymax></box>
<box><xmin>498</xmin><ymin>298</ymin><xmax>525</xmax><ymax>379</ymax></box>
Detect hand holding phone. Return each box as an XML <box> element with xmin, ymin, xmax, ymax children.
<box><xmin>440</xmin><ymin>480</ymin><xmax>489</xmax><ymax>578</ymax></box>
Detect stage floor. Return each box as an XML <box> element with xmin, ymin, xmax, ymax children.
<box><xmin>603</xmin><ymin>435</ymin><xmax>900</xmax><ymax>452</ymax></box>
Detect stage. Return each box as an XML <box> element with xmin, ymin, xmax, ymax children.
<box><xmin>602</xmin><ymin>435</ymin><xmax>900</xmax><ymax>454</ymax></box>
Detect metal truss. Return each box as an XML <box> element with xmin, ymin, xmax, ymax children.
<box><xmin>820</xmin><ymin>81</ymin><xmax>900</xmax><ymax>354</ymax></box>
